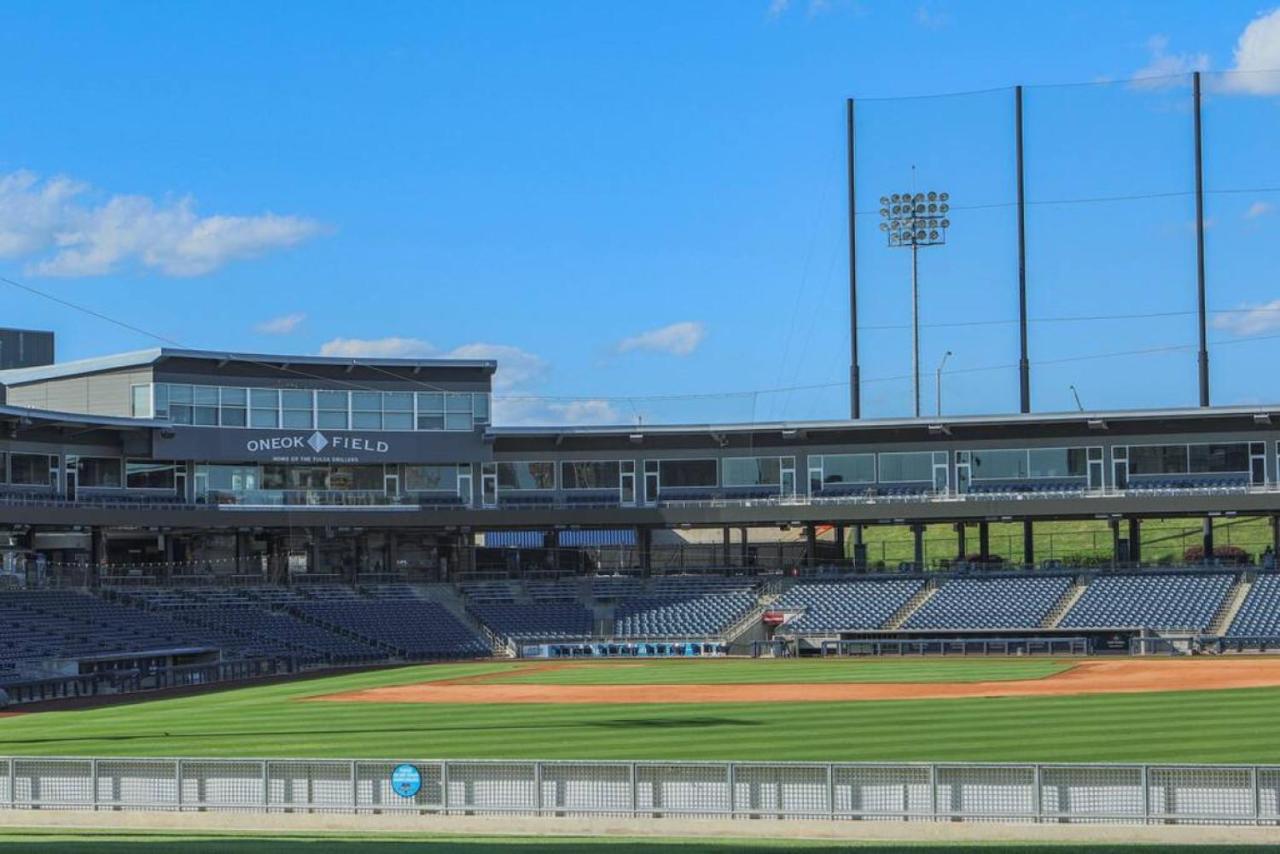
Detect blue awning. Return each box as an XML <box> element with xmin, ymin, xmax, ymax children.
<box><xmin>481</xmin><ymin>529</ymin><xmax>636</xmax><ymax>549</ymax></box>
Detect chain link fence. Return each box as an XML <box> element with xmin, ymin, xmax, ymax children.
<box><xmin>0</xmin><ymin>757</ymin><xmax>1276</xmax><ymax>824</ymax></box>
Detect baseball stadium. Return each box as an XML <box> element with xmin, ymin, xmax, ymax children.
<box><xmin>4</xmin><ymin>4</ymin><xmax>1280</xmax><ymax>848</ymax></box>
<box><xmin>0</xmin><ymin>332</ymin><xmax>1277</xmax><ymax>850</ymax></box>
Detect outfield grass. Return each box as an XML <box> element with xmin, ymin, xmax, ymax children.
<box><xmin>0</xmin><ymin>831</ymin><xmax>1272</xmax><ymax>853</ymax></box>
<box><xmin>2</xmin><ymin>660</ymin><xmax>1279</xmax><ymax>764</ymax></box>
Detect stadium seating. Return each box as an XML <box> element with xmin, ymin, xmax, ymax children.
<box><xmin>469</xmin><ymin>602</ymin><xmax>594</xmax><ymax>641</ymax></box>
<box><xmin>292</xmin><ymin>600</ymin><xmax>490</xmax><ymax>659</ymax></box>
<box><xmin>614</xmin><ymin>590</ymin><xmax>756</xmax><ymax>638</ymax></box>
<box><xmin>902</xmin><ymin>575</ymin><xmax>1073</xmax><ymax>630</ymax></box>
<box><xmin>775</xmin><ymin>578</ymin><xmax>923</xmax><ymax>632</ymax></box>
<box><xmin>1059</xmin><ymin>572</ymin><xmax>1234</xmax><ymax>631</ymax></box>
<box><xmin>1226</xmin><ymin>574</ymin><xmax>1280</xmax><ymax>637</ymax></box>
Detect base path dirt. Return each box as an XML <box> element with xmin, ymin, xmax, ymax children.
<box><xmin>310</xmin><ymin>658</ymin><xmax>1280</xmax><ymax>705</ymax></box>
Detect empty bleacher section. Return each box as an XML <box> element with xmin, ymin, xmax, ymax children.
<box><xmin>290</xmin><ymin>598</ymin><xmax>490</xmax><ymax>659</ymax></box>
<box><xmin>1059</xmin><ymin>572</ymin><xmax>1235</xmax><ymax>632</ymax></box>
<box><xmin>613</xmin><ymin>577</ymin><xmax>758</xmax><ymax>638</ymax></box>
<box><xmin>774</xmin><ymin>578</ymin><xmax>923</xmax><ymax>633</ymax></box>
<box><xmin>1227</xmin><ymin>574</ymin><xmax>1280</xmax><ymax>637</ymax></box>
<box><xmin>902</xmin><ymin>575</ymin><xmax>1075</xmax><ymax>630</ymax></box>
<box><xmin>468</xmin><ymin>603</ymin><xmax>594</xmax><ymax>642</ymax></box>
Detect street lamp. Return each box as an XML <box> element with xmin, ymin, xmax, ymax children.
<box><xmin>936</xmin><ymin>350</ymin><xmax>953</xmax><ymax>417</ymax></box>
<box><xmin>879</xmin><ymin>189</ymin><xmax>952</xmax><ymax>417</ymax></box>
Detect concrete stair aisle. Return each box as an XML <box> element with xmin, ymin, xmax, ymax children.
<box><xmin>1042</xmin><ymin>577</ymin><xmax>1090</xmax><ymax>628</ymax></box>
<box><xmin>426</xmin><ymin>583</ymin><xmax>516</xmax><ymax>657</ymax></box>
<box><xmin>1209</xmin><ymin>572</ymin><xmax>1254</xmax><ymax>636</ymax></box>
<box><xmin>883</xmin><ymin>579</ymin><xmax>938</xmax><ymax>630</ymax></box>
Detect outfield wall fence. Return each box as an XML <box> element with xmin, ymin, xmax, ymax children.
<box><xmin>1</xmin><ymin>757</ymin><xmax>1277</xmax><ymax>825</ymax></box>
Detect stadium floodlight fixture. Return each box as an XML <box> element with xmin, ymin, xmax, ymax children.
<box><xmin>878</xmin><ymin>185</ymin><xmax>953</xmax><ymax>418</ymax></box>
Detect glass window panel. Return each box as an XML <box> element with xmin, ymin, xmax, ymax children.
<box><xmin>260</xmin><ymin>465</ymin><xmax>287</xmax><ymax>490</ymax></box>
<box><xmin>497</xmin><ymin>461</ymin><xmax>556</xmax><ymax>490</ymax></box>
<box><xmin>193</xmin><ymin>406</ymin><xmax>219</xmax><ymax>426</ymax></box>
<box><xmin>658</xmin><ymin>459</ymin><xmax>718</xmax><ymax>487</ymax></box>
<box><xmin>316</xmin><ymin>390</ymin><xmax>347</xmax><ymax>410</ymax></box>
<box><xmin>193</xmin><ymin>386</ymin><xmax>220</xmax><ymax>405</ymax></box>
<box><xmin>352</xmin><ymin>411</ymin><xmax>382</xmax><ymax>429</ymax></box>
<box><xmin>153</xmin><ymin>383</ymin><xmax>170</xmax><ymax>416</ymax></box>
<box><xmin>329</xmin><ymin>465</ymin><xmax>382</xmax><ymax>490</ymax></box>
<box><xmin>562</xmin><ymin>461</ymin><xmax>621</xmax><ymax>490</ymax></box>
<box><xmin>9</xmin><ymin>454</ymin><xmax>52</xmax><ymax>485</ymax></box>
<box><xmin>383</xmin><ymin>412</ymin><xmax>413</xmax><ymax>430</ymax></box>
<box><xmin>722</xmin><ymin>457</ymin><xmax>781</xmax><ymax>487</ymax></box>
<box><xmin>0</xmin><ymin>452</ymin><xmax>5</xmax><ymax>484</ymax></box>
<box><xmin>126</xmin><ymin>461</ymin><xmax>176</xmax><ymax>490</ymax></box>
<box><xmin>445</xmin><ymin>413</ymin><xmax>473</xmax><ymax>431</ymax></box>
<box><xmin>287</xmin><ymin>466</ymin><xmax>329</xmax><ymax>490</ymax></box>
<box><xmin>446</xmin><ymin>393</ymin><xmax>471</xmax><ymax>412</ymax></box>
<box><xmin>383</xmin><ymin>392</ymin><xmax>413</xmax><ymax>412</ymax></box>
<box><xmin>131</xmin><ymin>385</ymin><xmax>152</xmax><ymax>418</ymax></box>
<box><xmin>221</xmin><ymin>407</ymin><xmax>247</xmax><ymax>427</ymax></box>
<box><xmin>281</xmin><ymin>389</ymin><xmax>312</xmax><ymax>409</ymax></box>
<box><xmin>198</xmin><ymin>464</ymin><xmax>259</xmax><ymax>493</ymax></box>
<box><xmin>1129</xmin><ymin>445</ymin><xmax>1189</xmax><ymax>475</ymax></box>
<box><xmin>473</xmin><ymin>393</ymin><xmax>491</xmax><ymax>422</ymax></box>
<box><xmin>877</xmin><ymin>451</ymin><xmax>933</xmax><ymax>482</ymax></box>
<box><xmin>220</xmin><ymin>387</ymin><xmax>247</xmax><ymax>406</ymax></box>
<box><xmin>404</xmin><ymin>464</ymin><xmax>459</xmax><ymax>492</ymax></box>
<box><xmin>168</xmin><ymin>385</ymin><xmax>193</xmax><ymax>404</ymax></box>
<box><xmin>317</xmin><ymin>410</ymin><xmax>348</xmax><ymax>429</ymax></box>
<box><xmin>250</xmin><ymin>408</ymin><xmax>279</xmax><ymax>429</ymax></box>
<box><xmin>416</xmin><ymin>392</ymin><xmax>444</xmax><ymax>412</ymax></box>
<box><xmin>1028</xmin><ymin>448</ymin><xmax>1088</xmax><ymax>478</ymax></box>
<box><xmin>970</xmin><ymin>449</ymin><xmax>1028</xmax><ymax>479</ymax></box>
<box><xmin>417</xmin><ymin>413</ymin><xmax>445</xmax><ymax>431</ymax></box>
<box><xmin>818</xmin><ymin>454</ymin><xmax>875</xmax><ymax>484</ymax></box>
<box><xmin>352</xmin><ymin>391</ymin><xmax>381</xmax><ymax>411</ymax></box>
<box><xmin>282</xmin><ymin>409</ymin><xmax>314</xmax><ymax>429</ymax></box>
<box><xmin>249</xmin><ymin>389</ymin><xmax>279</xmax><ymax>407</ymax></box>
<box><xmin>170</xmin><ymin>405</ymin><xmax>193</xmax><ymax>425</ymax></box>
<box><xmin>1189</xmin><ymin>442</ymin><xmax>1249</xmax><ymax>473</ymax></box>
<box><xmin>77</xmin><ymin>457</ymin><xmax>122</xmax><ymax>488</ymax></box>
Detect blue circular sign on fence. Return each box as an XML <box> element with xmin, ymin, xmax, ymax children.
<box><xmin>391</xmin><ymin>763</ymin><xmax>422</xmax><ymax>798</ymax></box>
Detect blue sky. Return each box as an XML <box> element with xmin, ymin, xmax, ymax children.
<box><xmin>2</xmin><ymin>1</ymin><xmax>1280</xmax><ymax>425</ymax></box>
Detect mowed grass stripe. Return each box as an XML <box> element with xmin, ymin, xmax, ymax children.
<box><xmin>0</xmin><ymin>660</ymin><xmax>1277</xmax><ymax>763</ymax></box>
<box><xmin>488</xmin><ymin>659</ymin><xmax>1073</xmax><ymax>685</ymax></box>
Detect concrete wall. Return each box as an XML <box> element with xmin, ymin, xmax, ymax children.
<box><xmin>5</xmin><ymin>368</ymin><xmax>153</xmax><ymax>417</ymax></box>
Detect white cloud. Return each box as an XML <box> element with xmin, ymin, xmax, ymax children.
<box><xmin>617</xmin><ymin>321</ymin><xmax>707</xmax><ymax>357</ymax></box>
<box><xmin>255</xmin><ymin>312</ymin><xmax>306</xmax><ymax>335</ymax></box>
<box><xmin>0</xmin><ymin>169</ymin><xmax>323</xmax><ymax>277</ymax></box>
<box><xmin>1131</xmin><ymin>34</ymin><xmax>1210</xmax><ymax>89</ymax></box>
<box><xmin>766</xmin><ymin>0</ymin><xmax>790</xmax><ymax>17</ymax></box>
<box><xmin>913</xmin><ymin>4</ymin><xmax>950</xmax><ymax>29</ymax></box>
<box><xmin>1222</xmin><ymin>8</ymin><xmax>1280</xmax><ymax>95</ymax></box>
<box><xmin>495</xmin><ymin>397</ymin><xmax>622</xmax><ymax>426</ymax></box>
<box><xmin>317</xmin><ymin>336</ymin><xmax>436</xmax><ymax>358</ymax></box>
<box><xmin>1246</xmin><ymin>201</ymin><xmax>1276</xmax><ymax>219</ymax></box>
<box><xmin>1213</xmin><ymin>300</ymin><xmax>1280</xmax><ymax>336</ymax></box>
<box><xmin>445</xmin><ymin>342</ymin><xmax>549</xmax><ymax>390</ymax></box>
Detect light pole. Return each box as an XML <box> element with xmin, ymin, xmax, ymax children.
<box><xmin>879</xmin><ymin>190</ymin><xmax>951</xmax><ymax>417</ymax></box>
<box><xmin>1069</xmin><ymin>385</ymin><xmax>1084</xmax><ymax>412</ymax></box>
<box><xmin>936</xmin><ymin>350</ymin><xmax>953</xmax><ymax>417</ymax></box>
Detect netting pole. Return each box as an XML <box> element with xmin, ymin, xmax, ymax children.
<box><xmin>1193</xmin><ymin>70</ymin><xmax>1209</xmax><ymax>407</ymax></box>
<box><xmin>846</xmin><ymin>97</ymin><xmax>861</xmax><ymax>419</ymax></box>
<box><xmin>1015</xmin><ymin>84</ymin><xmax>1030</xmax><ymax>413</ymax></box>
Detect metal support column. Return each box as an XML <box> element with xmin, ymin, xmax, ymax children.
<box><xmin>912</xmin><ymin>524</ymin><xmax>925</xmax><ymax>569</ymax></box>
<box><xmin>1128</xmin><ymin>517</ymin><xmax>1142</xmax><ymax>566</ymax></box>
<box><xmin>1193</xmin><ymin>71</ymin><xmax>1210</xmax><ymax>407</ymax></box>
<box><xmin>805</xmin><ymin>524</ymin><xmax>818</xmax><ymax>567</ymax></box>
<box><xmin>955</xmin><ymin>522</ymin><xmax>967</xmax><ymax>561</ymax></box>
<box><xmin>637</xmin><ymin>526</ymin><xmax>652</xmax><ymax>575</ymax></box>
<box><xmin>1202</xmin><ymin>517</ymin><xmax>1215</xmax><ymax>564</ymax></box>
<box><xmin>978</xmin><ymin>522</ymin><xmax>990</xmax><ymax>561</ymax></box>
<box><xmin>1016</xmin><ymin>84</ymin><xmax>1031</xmax><ymax>412</ymax></box>
<box><xmin>1023</xmin><ymin>519</ymin><xmax>1034</xmax><ymax>567</ymax></box>
<box><xmin>739</xmin><ymin>527</ymin><xmax>750</xmax><ymax>567</ymax></box>
<box><xmin>1110</xmin><ymin>518</ymin><xmax>1121</xmax><ymax>568</ymax></box>
<box><xmin>846</xmin><ymin>97</ymin><xmax>861</xmax><ymax>418</ymax></box>
<box><xmin>722</xmin><ymin>526</ymin><xmax>732</xmax><ymax>567</ymax></box>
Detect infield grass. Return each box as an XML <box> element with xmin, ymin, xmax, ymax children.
<box><xmin>2</xmin><ymin>659</ymin><xmax>1279</xmax><ymax>764</ymax></box>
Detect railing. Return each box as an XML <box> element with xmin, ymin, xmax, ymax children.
<box><xmin>0</xmin><ymin>757</ymin><xmax>1275</xmax><ymax>824</ymax></box>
